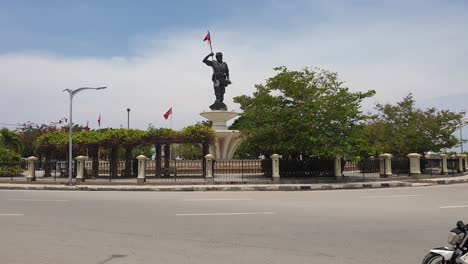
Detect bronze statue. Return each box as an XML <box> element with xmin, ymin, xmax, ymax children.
<box><xmin>203</xmin><ymin>52</ymin><xmax>231</xmax><ymax>111</ymax></box>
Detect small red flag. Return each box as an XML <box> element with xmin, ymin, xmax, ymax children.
<box><xmin>163</xmin><ymin>107</ymin><xmax>172</xmax><ymax>120</ymax></box>
<box><xmin>203</xmin><ymin>32</ymin><xmax>210</xmax><ymax>43</ymax></box>
<box><xmin>98</xmin><ymin>114</ymin><xmax>101</xmax><ymax>127</ymax></box>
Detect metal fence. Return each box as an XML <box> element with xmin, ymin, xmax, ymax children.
<box><xmin>213</xmin><ymin>159</ymin><xmax>271</xmax><ymax>183</ymax></box>
<box><xmin>279</xmin><ymin>158</ymin><xmax>334</xmax><ymax>179</ymax></box>
<box><xmin>1</xmin><ymin>156</ymin><xmax>466</xmax><ymax>185</ymax></box>
<box><xmin>342</xmin><ymin>158</ymin><xmax>381</xmax><ymax>181</ymax></box>
<box><xmin>145</xmin><ymin>160</ymin><xmax>205</xmax><ymax>184</ymax></box>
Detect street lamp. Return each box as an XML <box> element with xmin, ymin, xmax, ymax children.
<box><xmin>63</xmin><ymin>87</ymin><xmax>107</xmax><ymax>185</ymax></box>
<box><xmin>127</xmin><ymin>108</ymin><xmax>130</xmax><ymax>129</ymax></box>
<box><xmin>459</xmin><ymin>110</ymin><xmax>467</xmax><ymax>153</ymax></box>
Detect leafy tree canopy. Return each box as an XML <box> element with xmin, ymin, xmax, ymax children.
<box><xmin>233</xmin><ymin>66</ymin><xmax>375</xmax><ymax>157</ymax></box>
<box><xmin>365</xmin><ymin>94</ymin><xmax>462</xmax><ymax>155</ymax></box>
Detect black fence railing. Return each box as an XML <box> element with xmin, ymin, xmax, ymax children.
<box><xmin>145</xmin><ymin>160</ymin><xmax>205</xmax><ymax>183</ymax></box>
<box><xmin>279</xmin><ymin>158</ymin><xmax>334</xmax><ymax>178</ymax></box>
<box><xmin>212</xmin><ymin>159</ymin><xmax>271</xmax><ymax>183</ymax></box>
<box><xmin>342</xmin><ymin>158</ymin><xmax>380</xmax><ymax>180</ymax></box>
<box><xmin>1</xmin><ymin>156</ymin><xmax>466</xmax><ymax>184</ymax></box>
<box><xmin>0</xmin><ymin>160</ymin><xmax>26</xmax><ymax>180</ymax></box>
<box><xmin>447</xmin><ymin>158</ymin><xmax>459</xmax><ymax>174</ymax></box>
<box><xmin>391</xmin><ymin>157</ymin><xmax>410</xmax><ymax>176</ymax></box>
<box><xmin>420</xmin><ymin>158</ymin><xmax>441</xmax><ymax>176</ymax></box>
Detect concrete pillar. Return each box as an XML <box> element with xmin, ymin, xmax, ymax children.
<box><xmin>460</xmin><ymin>154</ymin><xmax>468</xmax><ymax>172</ymax></box>
<box><xmin>465</xmin><ymin>157</ymin><xmax>468</xmax><ymax>172</ymax></box>
<box><xmin>378</xmin><ymin>153</ymin><xmax>392</xmax><ymax>177</ymax></box>
<box><xmin>271</xmin><ymin>154</ymin><xmax>281</xmax><ymax>183</ymax></box>
<box><xmin>136</xmin><ymin>155</ymin><xmax>149</xmax><ymax>184</ymax></box>
<box><xmin>440</xmin><ymin>154</ymin><xmax>448</xmax><ymax>175</ymax></box>
<box><xmin>75</xmin><ymin>156</ymin><xmax>88</xmax><ymax>184</ymax></box>
<box><xmin>456</xmin><ymin>154</ymin><xmax>465</xmax><ymax>173</ymax></box>
<box><xmin>205</xmin><ymin>154</ymin><xmax>214</xmax><ymax>182</ymax></box>
<box><xmin>407</xmin><ymin>153</ymin><xmax>421</xmax><ymax>179</ymax></box>
<box><xmin>26</xmin><ymin>156</ymin><xmax>38</xmax><ymax>182</ymax></box>
<box><xmin>334</xmin><ymin>155</ymin><xmax>342</xmax><ymax>177</ymax></box>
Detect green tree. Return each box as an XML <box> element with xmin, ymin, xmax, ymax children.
<box><xmin>366</xmin><ymin>94</ymin><xmax>461</xmax><ymax>155</ymax></box>
<box><xmin>233</xmin><ymin>66</ymin><xmax>375</xmax><ymax>158</ymax></box>
<box><xmin>0</xmin><ymin>147</ymin><xmax>22</xmax><ymax>176</ymax></box>
<box><xmin>0</xmin><ymin>128</ymin><xmax>22</xmax><ymax>153</ymax></box>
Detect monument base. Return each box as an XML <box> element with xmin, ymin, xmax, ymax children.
<box><xmin>200</xmin><ymin>110</ymin><xmax>242</xmax><ymax>160</ymax></box>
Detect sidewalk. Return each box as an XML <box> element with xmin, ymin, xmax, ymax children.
<box><xmin>1</xmin><ymin>174</ymin><xmax>467</xmax><ymax>192</ymax></box>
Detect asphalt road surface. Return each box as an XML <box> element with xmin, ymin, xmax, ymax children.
<box><xmin>1</xmin><ymin>184</ymin><xmax>468</xmax><ymax>264</ymax></box>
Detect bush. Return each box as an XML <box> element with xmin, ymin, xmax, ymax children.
<box><xmin>0</xmin><ymin>147</ymin><xmax>22</xmax><ymax>176</ymax></box>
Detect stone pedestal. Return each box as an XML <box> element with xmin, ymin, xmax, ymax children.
<box><xmin>407</xmin><ymin>153</ymin><xmax>422</xmax><ymax>179</ymax></box>
<box><xmin>457</xmin><ymin>154</ymin><xmax>466</xmax><ymax>173</ymax></box>
<box><xmin>75</xmin><ymin>156</ymin><xmax>88</xmax><ymax>184</ymax></box>
<box><xmin>334</xmin><ymin>155</ymin><xmax>342</xmax><ymax>177</ymax></box>
<box><xmin>26</xmin><ymin>156</ymin><xmax>38</xmax><ymax>182</ymax></box>
<box><xmin>378</xmin><ymin>153</ymin><xmax>392</xmax><ymax>178</ymax></box>
<box><xmin>200</xmin><ymin>111</ymin><xmax>242</xmax><ymax>160</ymax></box>
<box><xmin>440</xmin><ymin>154</ymin><xmax>448</xmax><ymax>175</ymax></box>
<box><xmin>136</xmin><ymin>155</ymin><xmax>149</xmax><ymax>184</ymax></box>
<box><xmin>271</xmin><ymin>154</ymin><xmax>281</xmax><ymax>183</ymax></box>
<box><xmin>205</xmin><ymin>154</ymin><xmax>214</xmax><ymax>182</ymax></box>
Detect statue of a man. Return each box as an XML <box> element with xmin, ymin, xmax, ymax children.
<box><xmin>203</xmin><ymin>52</ymin><xmax>231</xmax><ymax>111</ymax></box>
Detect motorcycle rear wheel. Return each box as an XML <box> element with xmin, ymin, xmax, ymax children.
<box><xmin>422</xmin><ymin>252</ymin><xmax>445</xmax><ymax>264</ymax></box>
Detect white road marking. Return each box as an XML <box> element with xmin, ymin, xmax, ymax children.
<box><xmin>360</xmin><ymin>194</ymin><xmax>423</xmax><ymax>199</ymax></box>
<box><xmin>439</xmin><ymin>205</ymin><xmax>468</xmax><ymax>209</ymax></box>
<box><xmin>0</xmin><ymin>214</ymin><xmax>24</xmax><ymax>216</ymax></box>
<box><xmin>7</xmin><ymin>198</ymin><xmax>69</xmax><ymax>202</ymax></box>
<box><xmin>176</xmin><ymin>212</ymin><xmax>276</xmax><ymax>216</ymax></box>
<box><xmin>182</xmin><ymin>198</ymin><xmax>253</xmax><ymax>201</ymax></box>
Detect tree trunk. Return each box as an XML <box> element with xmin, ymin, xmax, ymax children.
<box><xmin>202</xmin><ymin>143</ymin><xmax>209</xmax><ymax>177</ymax></box>
<box><xmin>155</xmin><ymin>144</ymin><xmax>162</xmax><ymax>177</ymax></box>
<box><xmin>44</xmin><ymin>152</ymin><xmax>52</xmax><ymax>177</ymax></box>
<box><xmin>164</xmin><ymin>144</ymin><xmax>170</xmax><ymax>177</ymax></box>
<box><xmin>124</xmin><ymin>146</ymin><xmax>133</xmax><ymax>177</ymax></box>
<box><xmin>110</xmin><ymin>146</ymin><xmax>118</xmax><ymax>178</ymax></box>
<box><xmin>91</xmin><ymin>146</ymin><xmax>99</xmax><ymax>178</ymax></box>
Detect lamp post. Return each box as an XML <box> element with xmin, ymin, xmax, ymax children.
<box><xmin>127</xmin><ymin>108</ymin><xmax>130</xmax><ymax>129</ymax></box>
<box><xmin>460</xmin><ymin>110</ymin><xmax>466</xmax><ymax>153</ymax></box>
<box><xmin>63</xmin><ymin>87</ymin><xmax>107</xmax><ymax>185</ymax></box>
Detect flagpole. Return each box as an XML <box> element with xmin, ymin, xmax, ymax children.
<box><xmin>170</xmin><ymin>109</ymin><xmax>173</xmax><ymax>160</ymax></box>
<box><xmin>208</xmin><ymin>30</ymin><xmax>213</xmax><ymax>54</ymax></box>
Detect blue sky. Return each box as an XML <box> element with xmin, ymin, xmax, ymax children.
<box><xmin>0</xmin><ymin>0</ymin><xmax>467</xmax><ymax>147</ymax></box>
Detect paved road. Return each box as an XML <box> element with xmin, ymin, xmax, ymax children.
<box><xmin>1</xmin><ymin>184</ymin><xmax>468</xmax><ymax>264</ymax></box>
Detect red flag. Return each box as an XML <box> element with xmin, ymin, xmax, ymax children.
<box><xmin>98</xmin><ymin>114</ymin><xmax>101</xmax><ymax>127</ymax></box>
<box><xmin>203</xmin><ymin>32</ymin><xmax>211</xmax><ymax>43</ymax></box>
<box><xmin>163</xmin><ymin>107</ymin><xmax>172</xmax><ymax>120</ymax></box>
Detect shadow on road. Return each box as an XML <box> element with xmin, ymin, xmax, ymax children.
<box><xmin>97</xmin><ymin>254</ymin><xmax>126</xmax><ymax>264</ymax></box>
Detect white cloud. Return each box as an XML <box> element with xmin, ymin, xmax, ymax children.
<box><xmin>1</xmin><ymin>10</ymin><xmax>467</xmax><ymax>130</ymax></box>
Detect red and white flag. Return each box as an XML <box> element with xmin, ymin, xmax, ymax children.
<box><xmin>163</xmin><ymin>107</ymin><xmax>172</xmax><ymax>120</ymax></box>
<box><xmin>203</xmin><ymin>32</ymin><xmax>211</xmax><ymax>43</ymax></box>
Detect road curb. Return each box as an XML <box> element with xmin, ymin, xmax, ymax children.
<box><xmin>0</xmin><ymin>177</ymin><xmax>466</xmax><ymax>192</ymax></box>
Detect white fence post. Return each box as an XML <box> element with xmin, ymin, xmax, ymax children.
<box><xmin>378</xmin><ymin>153</ymin><xmax>392</xmax><ymax>178</ymax></box>
<box><xmin>407</xmin><ymin>153</ymin><xmax>421</xmax><ymax>179</ymax></box>
<box><xmin>26</xmin><ymin>156</ymin><xmax>38</xmax><ymax>182</ymax></box>
<box><xmin>456</xmin><ymin>154</ymin><xmax>465</xmax><ymax>173</ymax></box>
<box><xmin>205</xmin><ymin>154</ymin><xmax>214</xmax><ymax>182</ymax></box>
<box><xmin>75</xmin><ymin>156</ymin><xmax>88</xmax><ymax>184</ymax></box>
<box><xmin>271</xmin><ymin>154</ymin><xmax>281</xmax><ymax>183</ymax></box>
<box><xmin>136</xmin><ymin>155</ymin><xmax>148</xmax><ymax>184</ymax></box>
<box><xmin>334</xmin><ymin>155</ymin><xmax>342</xmax><ymax>177</ymax></box>
<box><xmin>440</xmin><ymin>154</ymin><xmax>448</xmax><ymax>175</ymax></box>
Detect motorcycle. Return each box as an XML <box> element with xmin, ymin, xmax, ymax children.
<box><xmin>422</xmin><ymin>221</ymin><xmax>468</xmax><ymax>264</ymax></box>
